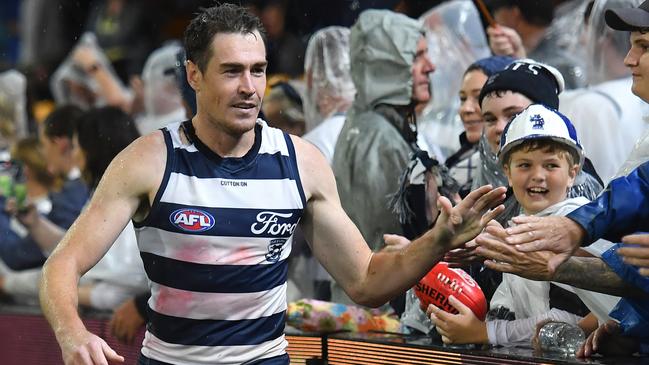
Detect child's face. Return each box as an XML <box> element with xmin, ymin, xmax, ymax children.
<box><xmin>481</xmin><ymin>92</ymin><xmax>532</xmax><ymax>153</ymax></box>
<box><xmin>504</xmin><ymin>148</ymin><xmax>578</xmax><ymax>215</ymax></box>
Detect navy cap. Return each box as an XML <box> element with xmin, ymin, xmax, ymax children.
<box><xmin>605</xmin><ymin>0</ymin><xmax>649</xmax><ymax>31</ymax></box>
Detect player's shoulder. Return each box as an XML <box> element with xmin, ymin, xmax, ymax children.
<box><xmin>123</xmin><ymin>129</ymin><xmax>166</xmax><ymax>160</ymax></box>
<box><xmin>109</xmin><ymin>129</ymin><xmax>167</xmax><ymax>180</ymax></box>
<box><xmin>289</xmin><ymin>134</ymin><xmax>334</xmax><ymax>200</ymax></box>
<box><xmin>290</xmin><ymin>134</ymin><xmax>331</xmax><ymax>173</ymax></box>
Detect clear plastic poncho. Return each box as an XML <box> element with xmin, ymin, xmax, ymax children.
<box><xmin>0</xmin><ymin>70</ymin><xmax>28</xmax><ymax>153</ymax></box>
<box><xmin>585</xmin><ymin>0</ymin><xmax>641</xmax><ymax>85</ymax></box>
<box><xmin>50</xmin><ymin>32</ymin><xmax>129</xmax><ymax>109</ymax></box>
<box><xmin>417</xmin><ymin>0</ymin><xmax>492</xmax><ymax>158</ymax></box>
<box><xmin>546</xmin><ymin>0</ymin><xmax>590</xmax><ymax>68</ymax></box>
<box><xmin>137</xmin><ymin>41</ymin><xmax>186</xmax><ymax>134</ymax></box>
<box><xmin>303</xmin><ymin>26</ymin><xmax>355</xmax><ymax>132</ymax></box>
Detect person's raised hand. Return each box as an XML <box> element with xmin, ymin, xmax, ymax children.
<box><xmin>487</xmin><ymin>25</ymin><xmax>526</xmax><ymax>58</ymax></box>
<box><xmin>618</xmin><ymin>233</ymin><xmax>649</xmax><ymax>276</ymax></box>
<box><xmin>475</xmin><ymin>227</ymin><xmax>555</xmax><ymax>281</ymax></box>
<box><xmin>72</xmin><ymin>46</ymin><xmax>101</xmax><ymax>73</ymax></box>
<box><xmin>496</xmin><ymin>215</ymin><xmax>584</xmax><ymax>274</ymax></box>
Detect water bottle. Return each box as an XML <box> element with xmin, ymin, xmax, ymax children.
<box><xmin>537</xmin><ymin>322</ymin><xmax>585</xmax><ymax>356</ymax></box>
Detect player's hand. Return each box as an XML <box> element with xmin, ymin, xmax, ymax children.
<box><xmin>109</xmin><ymin>298</ymin><xmax>145</xmax><ymax>345</ymax></box>
<box><xmin>59</xmin><ymin>329</ymin><xmax>124</xmax><ymax>364</ymax></box>
<box><xmin>432</xmin><ymin>185</ymin><xmax>506</xmax><ymax>250</ymax></box>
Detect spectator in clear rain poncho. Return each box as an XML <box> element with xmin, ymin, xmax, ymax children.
<box><xmin>416</xmin><ymin>0</ymin><xmax>492</xmax><ymax>159</ymax></box>
<box><xmin>486</xmin><ymin>0</ymin><xmax>587</xmax><ymax>89</ymax></box>
<box><xmin>302</xmin><ymin>26</ymin><xmax>355</xmax><ymax>164</ymax></box>
<box><xmin>0</xmin><ymin>70</ymin><xmax>28</xmax><ymax>161</ymax></box>
<box><xmin>50</xmin><ymin>32</ymin><xmax>132</xmax><ymax>112</ymax></box>
<box><xmin>560</xmin><ymin>0</ymin><xmax>649</xmax><ymax>184</ymax></box>
<box><xmin>135</xmin><ymin>42</ymin><xmax>187</xmax><ymax>135</ymax></box>
<box><xmin>332</xmin><ymin>9</ymin><xmax>438</xmax><ymax>306</ymax></box>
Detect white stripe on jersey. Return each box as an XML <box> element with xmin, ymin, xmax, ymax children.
<box><xmin>258</xmin><ymin>120</ymin><xmax>290</xmax><ymax>156</ymax></box>
<box><xmin>167</xmin><ymin>122</ymin><xmax>199</xmax><ymax>152</ymax></box>
<box><xmin>149</xmin><ymin>282</ymin><xmax>287</xmax><ymax>320</ymax></box>
<box><xmin>142</xmin><ymin>331</ymin><xmax>287</xmax><ymax>365</ymax></box>
<box><xmin>167</xmin><ymin>119</ymin><xmax>289</xmax><ymax>156</ymax></box>
<box><xmin>161</xmin><ymin>174</ymin><xmax>304</xmax><ymax>210</ymax></box>
<box><xmin>137</xmin><ymin>228</ymin><xmax>293</xmax><ymax>265</ymax></box>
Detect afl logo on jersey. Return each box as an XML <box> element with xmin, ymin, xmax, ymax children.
<box><xmin>170</xmin><ymin>208</ymin><xmax>215</xmax><ymax>232</ymax></box>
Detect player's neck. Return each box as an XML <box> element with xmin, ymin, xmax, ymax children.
<box><xmin>190</xmin><ymin>116</ymin><xmax>256</xmax><ymax>158</ymax></box>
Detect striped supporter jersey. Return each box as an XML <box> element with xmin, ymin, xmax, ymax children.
<box><xmin>134</xmin><ymin>119</ymin><xmax>306</xmax><ymax>364</ymax></box>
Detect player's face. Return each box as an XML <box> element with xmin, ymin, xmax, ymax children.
<box><xmin>625</xmin><ymin>31</ymin><xmax>649</xmax><ymax>103</ymax></box>
<box><xmin>188</xmin><ymin>31</ymin><xmax>267</xmax><ymax>136</ymax></box>
<box><xmin>481</xmin><ymin>92</ymin><xmax>532</xmax><ymax>153</ymax></box>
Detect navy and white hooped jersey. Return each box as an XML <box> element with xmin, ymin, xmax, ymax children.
<box><xmin>134</xmin><ymin>119</ymin><xmax>306</xmax><ymax>364</ymax></box>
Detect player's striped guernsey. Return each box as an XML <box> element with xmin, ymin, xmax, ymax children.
<box><xmin>134</xmin><ymin>119</ymin><xmax>306</xmax><ymax>364</ymax></box>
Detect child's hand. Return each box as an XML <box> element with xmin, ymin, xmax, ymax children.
<box><xmin>427</xmin><ymin>295</ymin><xmax>488</xmax><ymax>344</ymax></box>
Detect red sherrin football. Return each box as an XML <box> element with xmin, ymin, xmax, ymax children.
<box><xmin>414</xmin><ymin>262</ymin><xmax>488</xmax><ymax>321</ymax></box>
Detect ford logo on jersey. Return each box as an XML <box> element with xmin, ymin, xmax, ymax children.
<box><xmin>170</xmin><ymin>208</ymin><xmax>215</xmax><ymax>232</ymax></box>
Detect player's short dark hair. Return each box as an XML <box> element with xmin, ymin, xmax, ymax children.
<box><xmin>184</xmin><ymin>3</ymin><xmax>266</xmax><ymax>72</ymax></box>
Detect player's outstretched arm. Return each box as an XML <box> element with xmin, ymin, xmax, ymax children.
<box><xmin>40</xmin><ymin>132</ymin><xmax>166</xmax><ymax>365</ymax></box>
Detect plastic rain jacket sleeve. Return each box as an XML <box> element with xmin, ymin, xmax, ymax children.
<box><xmin>567</xmin><ymin>160</ymin><xmax>649</xmax><ymax>244</ymax></box>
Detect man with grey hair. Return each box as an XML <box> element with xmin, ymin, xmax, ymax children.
<box><xmin>332</xmin><ymin>9</ymin><xmax>437</xmax><ymax>305</ymax></box>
